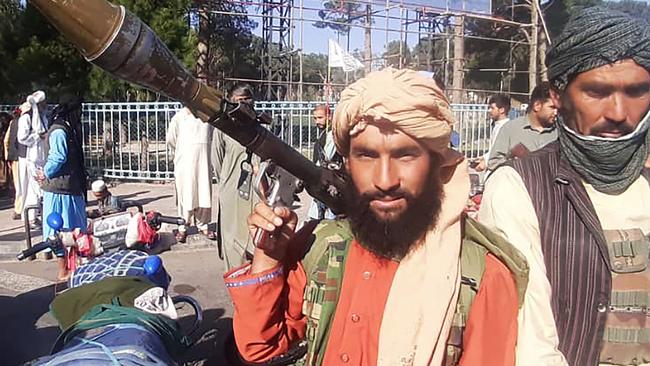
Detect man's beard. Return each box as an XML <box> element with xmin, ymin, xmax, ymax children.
<box><xmin>345</xmin><ymin>167</ymin><xmax>444</xmax><ymax>260</ymax></box>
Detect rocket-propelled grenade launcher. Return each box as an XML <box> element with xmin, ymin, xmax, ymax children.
<box><xmin>30</xmin><ymin>0</ymin><xmax>346</xmax><ymax>214</ymax></box>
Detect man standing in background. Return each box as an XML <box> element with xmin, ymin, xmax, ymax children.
<box><xmin>308</xmin><ymin>104</ymin><xmax>341</xmax><ymax>220</ymax></box>
<box><xmin>212</xmin><ymin>84</ymin><xmax>260</xmax><ymax>270</ymax></box>
<box><xmin>4</xmin><ymin>109</ymin><xmax>25</xmax><ymax>220</ymax></box>
<box><xmin>474</xmin><ymin>93</ymin><xmax>510</xmax><ymax>172</ymax></box>
<box><xmin>167</xmin><ymin>106</ymin><xmax>215</xmax><ymax>243</ymax></box>
<box><xmin>17</xmin><ymin>91</ymin><xmax>48</xmax><ymax>228</ymax></box>
<box><xmin>0</xmin><ymin>112</ymin><xmax>11</xmax><ymax>192</ymax></box>
<box><xmin>37</xmin><ymin>96</ymin><xmax>87</xmax><ymax>281</ymax></box>
<box><xmin>486</xmin><ymin>82</ymin><xmax>558</xmax><ymax>171</ymax></box>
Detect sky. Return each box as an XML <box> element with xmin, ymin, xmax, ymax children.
<box><xmin>243</xmin><ymin>0</ymin><xmax>650</xmax><ymax>55</ymax></box>
<box><xmin>245</xmin><ymin>0</ymin><xmax>492</xmax><ymax>55</ymax></box>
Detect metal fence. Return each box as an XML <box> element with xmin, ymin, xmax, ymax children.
<box><xmin>1</xmin><ymin>101</ymin><xmax>516</xmax><ymax>181</ymax></box>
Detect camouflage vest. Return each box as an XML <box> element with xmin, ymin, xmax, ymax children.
<box><xmin>296</xmin><ymin>217</ymin><xmax>529</xmax><ymax>366</ymax></box>
<box><xmin>600</xmin><ymin>229</ymin><xmax>650</xmax><ymax>365</ymax></box>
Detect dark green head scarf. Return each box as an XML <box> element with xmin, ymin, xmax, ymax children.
<box><xmin>546</xmin><ymin>7</ymin><xmax>650</xmax><ymax>194</ymax></box>
<box><xmin>546</xmin><ymin>6</ymin><xmax>650</xmax><ymax>90</ymax></box>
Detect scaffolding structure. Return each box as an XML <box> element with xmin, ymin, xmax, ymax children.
<box><xmin>261</xmin><ymin>0</ymin><xmax>294</xmax><ymax>100</ymax></box>
<box><xmin>207</xmin><ymin>0</ymin><xmax>534</xmax><ymax>102</ymax></box>
<box><xmin>411</xmin><ymin>10</ymin><xmax>452</xmax><ymax>79</ymax></box>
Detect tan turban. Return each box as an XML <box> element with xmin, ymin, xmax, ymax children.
<box><xmin>26</xmin><ymin>90</ymin><xmax>47</xmax><ymax>134</ymax></box>
<box><xmin>332</xmin><ymin>67</ymin><xmax>460</xmax><ymax>164</ymax></box>
<box><xmin>19</xmin><ymin>102</ymin><xmax>31</xmax><ymax>115</ymax></box>
<box><xmin>26</xmin><ymin>90</ymin><xmax>46</xmax><ymax>105</ymax></box>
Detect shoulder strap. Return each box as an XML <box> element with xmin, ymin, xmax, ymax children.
<box><xmin>444</xmin><ymin>216</ymin><xmax>531</xmax><ymax>366</ymax></box>
<box><xmin>301</xmin><ymin>219</ymin><xmax>353</xmax><ymax>276</ymax></box>
<box><xmin>462</xmin><ymin>216</ymin><xmax>529</xmax><ymax>307</ymax></box>
<box><xmin>299</xmin><ymin>219</ymin><xmax>354</xmax><ymax>366</ymax></box>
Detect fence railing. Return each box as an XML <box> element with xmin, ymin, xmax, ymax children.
<box><xmin>1</xmin><ymin>101</ymin><xmax>517</xmax><ymax>181</ymax></box>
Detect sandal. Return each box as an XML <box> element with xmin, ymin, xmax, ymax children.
<box><xmin>201</xmin><ymin>230</ymin><xmax>217</xmax><ymax>241</ymax></box>
<box><xmin>176</xmin><ymin>231</ymin><xmax>188</xmax><ymax>243</ymax></box>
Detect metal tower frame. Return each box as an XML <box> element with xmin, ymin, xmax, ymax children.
<box><xmin>414</xmin><ymin>9</ymin><xmax>452</xmax><ymax>80</ymax></box>
<box><xmin>262</xmin><ymin>0</ymin><xmax>293</xmax><ymax>100</ymax></box>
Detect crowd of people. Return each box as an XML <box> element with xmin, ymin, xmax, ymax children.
<box><xmin>0</xmin><ymin>91</ymin><xmax>92</xmax><ymax>279</ymax></box>
<box><xmin>166</xmin><ymin>83</ymin><xmax>344</xmax><ymax>271</ymax></box>
<box><xmin>224</xmin><ymin>7</ymin><xmax>649</xmax><ymax>366</ymax></box>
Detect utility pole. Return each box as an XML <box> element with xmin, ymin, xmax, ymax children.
<box><xmin>364</xmin><ymin>4</ymin><xmax>372</xmax><ymax>74</ymax></box>
<box><xmin>529</xmin><ymin>0</ymin><xmax>539</xmax><ymax>91</ymax></box>
<box><xmin>452</xmin><ymin>15</ymin><xmax>465</xmax><ymax>103</ymax></box>
<box><xmin>538</xmin><ymin>28</ymin><xmax>548</xmax><ymax>81</ymax></box>
<box><xmin>196</xmin><ymin>2</ymin><xmax>210</xmax><ymax>85</ymax></box>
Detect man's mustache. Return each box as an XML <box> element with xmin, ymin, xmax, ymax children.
<box><xmin>589</xmin><ymin>120</ymin><xmax>636</xmax><ymax>136</ymax></box>
<box><xmin>358</xmin><ymin>189</ymin><xmax>411</xmax><ymax>202</ymax></box>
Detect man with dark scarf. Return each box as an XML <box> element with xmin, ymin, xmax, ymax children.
<box><xmin>36</xmin><ymin>96</ymin><xmax>88</xmax><ymax>280</ymax></box>
<box><xmin>479</xmin><ymin>7</ymin><xmax>650</xmax><ymax>366</ymax></box>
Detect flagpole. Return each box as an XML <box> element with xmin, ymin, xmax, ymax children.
<box><xmin>327</xmin><ymin>63</ymin><xmax>331</xmax><ymax>96</ymax></box>
<box><xmin>327</xmin><ymin>62</ymin><xmax>331</xmax><ymax>130</ymax></box>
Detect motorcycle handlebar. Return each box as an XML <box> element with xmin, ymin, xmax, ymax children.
<box><xmin>148</xmin><ymin>213</ymin><xmax>185</xmax><ymax>226</ymax></box>
<box><xmin>16</xmin><ymin>239</ymin><xmax>58</xmax><ymax>261</ymax></box>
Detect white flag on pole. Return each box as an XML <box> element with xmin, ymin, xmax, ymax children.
<box><xmin>328</xmin><ymin>39</ymin><xmax>364</xmax><ymax>72</ymax></box>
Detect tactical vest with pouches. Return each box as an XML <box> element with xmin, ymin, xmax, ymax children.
<box><xmin>600</xmin><ymin>228</ymin><xmax>650</xmax><ymax>365</ymax></box>
<box><xmin>290</xmin><ymin>216</ymin><xmax>529</xmax><ymax>366</ymax></box>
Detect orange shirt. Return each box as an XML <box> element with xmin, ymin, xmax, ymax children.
<box><xmin>225</xmin><ymin>239</ymin><xmax>518</xmax><ymax>366</ymax></box>
<box><xmin>321</xmin><ymin>241</ymin><xmax>399</xmax><ymax>365</ymax></box>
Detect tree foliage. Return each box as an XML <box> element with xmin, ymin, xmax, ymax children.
<box><xmin>1</xmin><ymin>0</ymin><xmax>198</xmax><ymax>103</ymax></box>
<box><xmin>85</xmin><ymin>0</ymin><xmax>197</xmax><ymax>101</ymax></box>
<box><xmin>0</xmin><ymin>1</ymin><xmax>91</xmax><ymax>103</ymax></box>
<box><xmin>313</xmin><ymin>1</ymin><xmax>363</xmax><ymax>35</ymax></box>
<box><xmin>198</xmin><ymin>0</ymin><xmax>258</xmax><ymax>89</ymax></box>
<box><xmin>2</xmin><ymin>0</ymin><xmax>649</xmax><ymax>103</ymax></box>
<box><xmin>384</xmin><ymin>40</ymin><xmax>412</xmax><ymax>68</ymax></box>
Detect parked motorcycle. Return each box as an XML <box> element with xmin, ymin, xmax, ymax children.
<box><xmin>18</xmin><ymin>212</ymin><xmax>202</xmax><ymax>366</ymax></box>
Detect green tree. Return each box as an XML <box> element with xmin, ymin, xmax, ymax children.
<box><xmin>384</xmin><ymin>40</ymin><xmax>412</xmax><ymax>68</ymax></box>
<box><xmin>412</xmin><ymin>37</ymin><xmax>447</xmax><ymax>72</ymax></box>
<box><xmin>0</xmin><ymin>0</ymin><xmax>23</xmax><ymax>102</ymax></box>
<box><xmin>86</xmin><ymin>0</ymin><xmax>197</xmax><ymax>101</ymax></box>
<box><xmin>0</xmin><ymin>1</ymin><xmax>198</xmax><ymax>103</ymax></box>
<box><xmin>201</xmin><ymin>1</ymin><xmax>258</xmax><ymax>89</ymax></box>
<box><xmin>313</xmin><ymin>1</ymin><xmax>360</xmax><ymax>35</ymax></box>
<box><xmin>0</xmin><ymin>2</ymin><xmax>90</xmax><ymax>103</ymax></box>
<box><xmin>291</xmin><ymin>52</ymin><xmax>328</xmax><ymax>100</ymax></box>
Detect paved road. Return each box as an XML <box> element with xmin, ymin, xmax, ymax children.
<box><xmin>0</xmin><ymin>181</ymin><xmax>312</xmax><ymax>365</ymax></box>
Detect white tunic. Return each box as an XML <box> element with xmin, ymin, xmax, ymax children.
<box><xmin>17</xmin><ymin>112</ymin><xmax>47</xmax><ymax>214</ymax></box>
<box><xmin>166</xmin><ymin>108</ymin><xmax>213</xmax><ymax>216</ymax></box>
<box><xmin>17</xmin><ymin>112</ymin><xmax>47</xmax><ymax>166</ymax></box>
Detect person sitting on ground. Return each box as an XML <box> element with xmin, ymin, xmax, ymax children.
<box><xmin>87</xmin><ymin>179</ymin><xmax>125</xmax><ymax>219</ymax></box>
